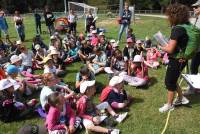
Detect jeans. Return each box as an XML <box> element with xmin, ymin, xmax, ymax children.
<box><xmin>118</xmin><ymin>23</ymin><xmax>129</xmax><ymax>41</ymax></box>
<box><xmin>36</xmin><ymin>22</ymin><xmax>42</xmax><ymax>34</ymax></box>
<box><xmin>47</xmin><ymin>24</ymin><xmax>55</xmax><ymax>35</ymax></box>
<box><xmin>16</xmin><ymin>25</ymin><xmax>25</xmax><ymax>41</ymax></box>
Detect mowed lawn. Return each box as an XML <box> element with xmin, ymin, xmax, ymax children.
<box><xmin>0</xmin><ymin>15</ymin><xmax>200</xmax><ymax>134</ymax></box>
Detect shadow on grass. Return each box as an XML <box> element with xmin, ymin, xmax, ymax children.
<box><xmin>136</xmin><ymin>77</ymin><xmax>158</xmax><ymax>90</ymax></box>
<box><xmin>187</xmin><ymin>93</ymin><xmax>200</xmax><ymax>105</ymax></box>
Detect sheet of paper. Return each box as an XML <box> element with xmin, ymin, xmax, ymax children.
<box><xmin>153</xmin><ymin>31</ymin><xmax>168</xmax><ymax>46</ymax></box>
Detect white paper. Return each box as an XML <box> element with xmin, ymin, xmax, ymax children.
<box><xmin>99</xmin><ymin>115</ymin><xmax>107</xmax><ymax>122</ymax></box>
<box><xmin>153</xmin><ymin>31</ymin><xmax>168</xmax><ymax>46</ymax></box>
<box><xmin>104</xmin><ymin>67</ymin><xmax>114</xmax><ymax>74</ymax></box>
<box><xmin>182</xmin><ymin>74</ymin><xmax>200</xmax><ymax>89</ymax></box>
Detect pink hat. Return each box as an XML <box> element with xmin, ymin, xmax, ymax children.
<box><xmin>127</xmin><ymin>38</ymin><xmax>133</xmax><ymax>43</ymax></box>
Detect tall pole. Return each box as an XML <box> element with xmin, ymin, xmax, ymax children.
<box><xmin>64</xmin><ymin>0</ymin><xmax>67</xmax><ymax>15</ymax></box>
<box><xmin>119</xmin><ymin>0</ymin><xmax>124</xmax><ymax>17</ymax></box>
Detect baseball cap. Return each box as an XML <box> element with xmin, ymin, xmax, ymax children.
<box><xmin>192</xmin><ymin>0</ymin><xmax>200</xmax><ymax>7</ymax></box>
<box><xmin>109</xmin><ymin>76</ymin><xmax>123</xmax><ymax>87</ymax></box>
<box><xmin>110</xmin><ymin>39</ymin><xmax>116</xmax><ymax>43</ymax></box>
<box><xmin>133</xmin><ymin>55</ymin><xmax>143</xmax><ymax>62</ymax></box>
<box><xmin>10</xmin><ymin>55</ymin><xmax>22</xmax><ymax>64</ymax></box>
<box><xmin>35</xmin><ymin>44</ymin><xmax>41</xmax><ymax>50</ymax></box>
<box><xmin>136</xmin><ymin>40</ymin><xmax>142</xmax><ymax>44</ymax></box>
<box><xmin>49</xmin><ymin>49</ymin><xmax>59</xmax><ymax>55</ymax></box>
<box><xmin>6</xmin><ymin>65</ymin><xmax>19</xmax><ymax>75</ymax></box>
<box><xmin>127</xmin><ymin>38</ymin><xmax>133</xmax><ymax>43</ymax></box>
<box><xmin>0</xmin><ymin>79</ymin><xmax>14</xmax><ymax>91</ymax></box>
<box><xmin>18</xmin><ymin>124</ymin><xmax>48</xmax><ymax>134</ymax></box>
<box><xmin>80</xmin><ymin>80</ymin><xmax>95</xmax><ymax>94</ymax></box>
<box><xmin>16</xmin><ymin>40</ymin><xmax>22</xmax><ymax>45</ymax></box>
<box><xmin>99</xmin><ymin>32</ymin><xmax>105</xmax><ymax>36</ymax></box>
<box><xmin>50</xmin><ymin>35</ymin><xmax>56</xmax><ymax>40</ymax></box>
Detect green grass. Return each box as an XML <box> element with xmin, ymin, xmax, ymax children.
<box><xmin>0</xmin><ymin>16</ymin><xmax>200</xmax><ymax>134</ymax></box>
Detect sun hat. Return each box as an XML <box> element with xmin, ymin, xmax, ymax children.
<box><xmin>43</xmin><ymin>56</ymin><xmax>53</xmax><ymax>64</ymax></box>
<box><xmin>9</xmin><ymin>78</ymin><xmax>20</xmax><ymax>91</ymax></box>
<box><xmin>35</xmin><ymin>44</ymin><xmax>41</xmax><ymax>50</ymax></box>
<box><xmin>109</xmin><ymin>76</ymin><xmax>124</xmax><ymax>87</ymax></box>
<box><xmin>16</xmin><ymin>40</ymin><xmax>22</xmax><ymax>45</ymax></box>
<box><xmin>127</xmin><ymin>38</ymin><xmax>133</xmax><ymax>43</ymax></box>
<box><xmin>110</xmin><ymin>39</ymin><xmax>116</xmax><ymax>43</ymax></box>
<box><xmin>92</xmin><ymin>30</ymin><xmax>97</xmax><ymax>34</ymax></box>
<box><xmin>18</xmin><ymin>124</ymin><xmax>48</xmax><ymax>134</ymax></box>
<box><xmin>99</xmin><ymin>32</ymin><xmax>105</xmax><ymax>36</ymax></box>
<box><xmin>6</xmin><ymin>65</ymin><xmax>19</xmax><ymax>75</ymax></box>
<box><xmin>10</xmin><ymin>55</ymin><xmax>22</xmax><ymax>64</ymax></box>
<box><xmin>80</xmin><ymin>80</ymin><xmax>95</xmax><ymax>94</ymax></box>
<box><xmin>192</xmin><ymin>0</ymin><xmax>200</xmax><ymax>6</ymax></box>
<box><xmin>0</xmin><ymin>79</ymin><xmax>14</xmax><ymax>91</ymax></box>
<box><xmin>50</xmin><ymin>49</ymin><xmax>59</xmax><ymax>55</ymax></box>
<box><xmin>133</xmin><ymin>55</ymin><xmax>143</xmax><ymax>62</ymax></box>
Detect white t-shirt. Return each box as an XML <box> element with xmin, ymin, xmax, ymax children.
<box><xmin>43</xmin><ymin>65</ymin><xmax>56</xmax><ymax>74</ymax></box>
<box><xmin>68</xmin><ymin>14</ymin><xmax>76</xmax><ymax>23</ymax></box>
<box><xmin>40</xmin><ymin>86</ymin><xmax>54</xmax><ymax>109</ymax></box>
<box><xmin>19</xmin><ymin>51</ymin><xmax>33</xmax><ymax>67</ymax></box>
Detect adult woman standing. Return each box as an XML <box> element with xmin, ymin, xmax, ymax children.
<box><xmin>68</xmin><ymin>9</ymin><xmax>77</xmax><ymax>34</ymax></box>
<box><xmin>14</xmin><ymin>10</ymin><xmax>25</xmax><ymax>41</ymax></box>
<box><xmin>85</xmin><ymin>9</ymin><xmax>96</xmax><ymax>33</ymax></box>
<box><xmin>117</xmin><ymin>2</ymin><xmax>132</xmax><ymax>44</ymax></box>
<box><xmin>159</xmin><ymin>4</ymin><xmax>189</xmax><ymax>113</ymax></box>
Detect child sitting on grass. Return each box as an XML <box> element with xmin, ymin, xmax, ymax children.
<box><xmin>124</xmin><ymin>55</ymin><xmax>149</xmax><ymax>87</ymax></box>
<box><xmin>145</xmin><ymin>47</ymin><xmax>161</xmax><ymax>69</ymax></box>
<box><xmin>87</xmin><ymin>47</ymin><xmax>107</xmax><ymax>75</ymax></box>
<box><xmin>75</xmin><ymin>66</ymin><xmax>95</xmax><ymax>91</ymax></box>
<box><xmin>65</xmin><ymin>42</ymin><xmax>79</xmax><ymax>64</ymax></box>
<box><xmin>104</xmin><ymin>49</ymin><xmax>128</xmax><ymax>77</ymax></box>
<box><xmin>76</xmin><ymin>80</ymin><xmax>128</xmax><ymax>134</ymax></box>
<box><xmin>40</xmin><ymin>73</ymin><xmax>74</xmax><ymax>112</ymax></box>
<box><xmin>46</xmin><ymin>92</ymin><xmax>80</xmax><ymax>134</ymax></box>
<box><xmin>100</xmin><ymin>76</ymin><xmax>132</xmax><ymax>110</ymax></box>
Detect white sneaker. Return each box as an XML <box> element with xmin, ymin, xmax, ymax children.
<box><xmin>159</xmin><ymin>104</ymin><xmax>174</xmax><ymax>113</ymax></box>
<box><xmin>115</xmin><ymin>112</ymin><xmax>128</xmax><ymax>123</ymax></box>
<box><xmin>173</xmin><ymin>96</ymin><xmax>189</xmax><ymax>106</ymax></box>
<box><xmin>111</xmin><ymin>129</ymin><xmax>120</xmax><ymax>134</ymax></box>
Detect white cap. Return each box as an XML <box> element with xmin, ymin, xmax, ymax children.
<box><xmin>192</xmin><ymin>0</ymin><xmax>200</xmax><ymax>6</ymax></box>
<box><xmin>16</xmin><ymin>40</ymin><xmax>22</xmax><ymax>45</ymax></box>
<box><xmin>109</xmin><ymin>76</ymin><xmax>123</xmax><ymax>87</ymax></box>
<box><xmin>10</xmin><ymin>55</ymin><xmax>22</xmax><ymax>64</ymax></box>
<box><xmin>92</xmin><ymin>30</ymin><xmax>97</xmax><ymax>34</ymax></box>
<box><xmin>80</xmin><ymin>80</ymin><xmax>95</xmax><ymax>94</ymax></box>
<box><xmin>133</xmin><ymin>55</ymin><xmax>143</xmax><ymax>62</ymax></box>
<box><xmin>110</xmin><ymin>39</ymin><xmax>116</xmax><ymax>43</ymax></box>
<box><xmin>112</xmin><ymin>43</ymin><xmax>118</xmax><ymax>48</ymax></box>
<box><xmin>50</xmin><ymin>35</ymin><xmax>56</xmax><ymax>40</ymax></box>
<box><xmin>99</xmin><ymin>32</ymin><xmax>104</xmax><ymax>36</ymax></box>
<box><xmin>0</xmin><ymin>79</ymin><xmax>14</xmax><ymax>91</ymax></box>
<box><xmin>35</xmin><ymin>44</ymin><xmax>41</xmax><ymax>50</ymax></box>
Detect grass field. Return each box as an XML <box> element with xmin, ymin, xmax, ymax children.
<box><xmin>0</xmin><ymin>16</ymin><xmax>200</xmax><ymax>134</ymax></box>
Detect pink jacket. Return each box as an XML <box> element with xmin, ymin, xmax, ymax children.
<box><xmin>91</xmin><ymin>36</ymin><xmax>99</xmax><ymax>46</ymax></box>
<box><xmin>134</xmin><ymin>65</ymin><xmax>149</xmax><ymax>81</ymax></box>
<box><xmin>45</xmin><ymin>103</ymin><xmax>75</xmax><ymax>131</ymax></box>
<box><xmin>76</xmin><ymin>95</ymin><xmax>94</xmax><ymax>121</ymax></box>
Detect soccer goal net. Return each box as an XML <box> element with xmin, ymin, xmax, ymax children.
<box><xmin>68</xmin><ymin>2</ymin><xmax>98</xmax><ymax>19</ymax></box>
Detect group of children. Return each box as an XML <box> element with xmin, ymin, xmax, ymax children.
<box><xmin>0</xmin><ymin>26</ymin><xmax>170</xmax><ymax>134</ymax></box>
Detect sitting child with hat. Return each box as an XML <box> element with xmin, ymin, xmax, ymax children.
<box><xmin>76</xmin><ymin>80</ymin><xmax>127</xmax><ymax>134</ymax></box>
<box><xmin>125</xmin><ymin>55</ymin><xmax>149</xmax><ymax>87</ymax></box>
<box><xmin>34</xmin><ymin>44</ymin><xmax>48</xmax><ymax>69</ymax></box>
<box><xmin>100</xmin><ymin>76</ymin><xmax>132</xmax><ymax>110</ymax></box>
<box><xmin>91</xmin><ymin>30</ymin><xmax>99</xmax><ymax>46</ymax></box>
<box><xmin>0</xmin><ymin>79</ymin><xmax>35</xmax><ymax>122</ymax></box>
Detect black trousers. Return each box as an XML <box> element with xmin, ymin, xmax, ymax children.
<box><xmin>69</xmin><ymin>22</ymin><xmax>77</xmax><ymax>34</ymax></box>
<box><xmin>190</xmin><ymin>51</ymin><xmax>200</xmax><ymax>74</ymax></box>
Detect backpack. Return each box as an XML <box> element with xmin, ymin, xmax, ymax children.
<box><xmin>175</xmin><ymin>23</ymin><xmax>200</xmax><ymax>59</ymax></box>
<box><xmin>99</xmin><ymin>86</ymin><xmax>112</xmax><ymax>102</ymax></box>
